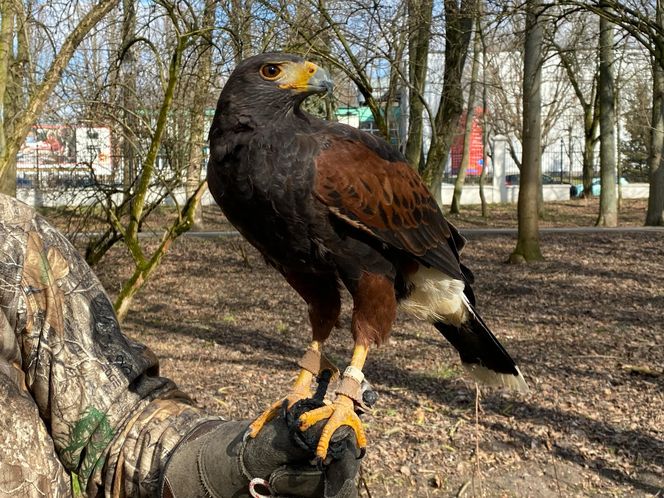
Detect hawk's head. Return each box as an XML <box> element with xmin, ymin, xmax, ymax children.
<box><xmin>218</xmin><ymin>53</ymin><xmax>333</xmax><ymax>118</ymax></box>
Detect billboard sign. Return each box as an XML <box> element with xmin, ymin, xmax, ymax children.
<box><xmin>17</xmin><ymin>124</ymin><xmax>112</xmax><ymax>176</ymax></box>
<box><xmin>75</xmin><ymin>127</ymin><xmax>112</xmax><ymax>175</ymax></box>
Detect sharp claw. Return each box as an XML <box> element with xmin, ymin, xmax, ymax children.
<box><xmin>250</xmin><ymin>391</ymin><xmax>311</xmax><ymax>438</ymax></box>
<box><xmin>298</xmin><ymin>397</ymin><xmax>367</xmax><ymax>459</ymax></box>
<box><xmin>298</xmin><ymin>405</ymin><xmax>334</xmax><ymax>431</ymax></box>
<box><xmin>248</xmin><ymin>409</ymin><xmax>277</xmax><ymax>438</ymax></box>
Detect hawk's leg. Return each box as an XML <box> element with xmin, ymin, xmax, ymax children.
<box><xmin>299</xmin><ymin>272</ymin><xmax>396</xmax><ymax>458</ymax></box>
<box><xmin>248</xmin><ymin>271</ymin><xmax>342</xmax><ymax>438</ymax></box>
<box><xmin>248</xmin><ymin>340</ymin><xmax>338</xmax><ymax>438</ymax></box>
<box><xmin>298</xmin><ymin>343</ymin><xmax>369</xmax><ymax>459</ymax></box>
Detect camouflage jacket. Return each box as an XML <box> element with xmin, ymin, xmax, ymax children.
<box><xmin>0</xmin><ymin>194</ymin><xmax>217</xmax><ymax>497</ymax></box>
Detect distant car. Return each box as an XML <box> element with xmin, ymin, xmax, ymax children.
<box><xmin>59</xmin><ymin>175</ymin><xmax>97</xmax><ymax>188</ymax></box>
<box><xmin>571</xmin><ymin>177</ymin><xmax>629</xmax><ymax>197</ymax></box>
<box><xmin>505</xmin><ymin>173</ymin><xmax>566</xmax><ymax>186</ymax></box>
<box><xmin>16</xmin><ymin>177</ymin><xmax>33</xmax><ymax>188</ymax></box>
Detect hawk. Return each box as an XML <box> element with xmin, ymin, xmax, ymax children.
<box><xmin>207</xmin><ymin>53</ymin><xmax>527</xmax><ymax>459</ymax></box>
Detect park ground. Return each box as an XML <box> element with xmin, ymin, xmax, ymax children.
<box><xmin>88</xmin><ymin>198</ymin><xmax>663</xmax><ymax>497</ymax></box>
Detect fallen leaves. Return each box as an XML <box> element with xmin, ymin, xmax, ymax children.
<box><xmin>90</xmin><ymin>201</ymin><xmax>664</xmax><ymax>497</ymax></box>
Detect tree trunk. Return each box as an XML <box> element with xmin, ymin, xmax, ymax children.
<box><xmin>421</xmin><ymin>0</ymin><xmax>476</xmax><ymax>204</ymax></box>
<box><xmin>510</xmin><ymin>0</ymin><xmax>543</xmax><ymax>263</ymax></box>
<box><xmin>553</xmin><ymin>39</ymin><xmax>599</xmax><ymax>199</ymax></box>
<box><xmin>646</xmin><ymin>75</ymin><xmax>664</xmax><ymax>225</ymax></box>
<box><xmin>615</xmin><ymin>84</ymin><xmax>622</xmax><ymax>211</ymax></box>
<box><xmin>120</xmin><ymin>0</ymin><xmax>137</xmax><ymax>197</ymax></box>
<box><xmin>646</xmin><ymin>3</ymin><xmax>664</xmax><ymax>226</ymax></box>
<box><xmin>114</xmin><ymin>183</ymin><xmax>206</xmax><ymax>321</ymax></box>
<box><xmin>582</xmin><ymin>94</ymin><xmax>599</xmax><ymax>197</ymax></box>
<box><xmin>0</xmin><ymin>154</ymin><xmax>15</xmax><ymax>196</ymax></box>
<box><xmin>226</xmin><ymin>0</ymin><xmax>254</xmax><ymax>63</ymax></box>
<box><xmin>479</xmin><ymin>140</ymin><xmax>488</xmax><ymax>218</ymax></box>
<box><xmin>479</xmin><ymin>15</ymin><xmax>489</xmax><ymax>220</ymax></box>
<box><xmin>451</xmin><ymin>19</ymin><xmax>480</xmax><ymax>215</ymax></box>
<box><xmin>186</xmin><ymin>0</ymin><xmax>216</xmax><ymax>228</ymax></box>
<box><xmin>0</xmin><ymin>0</ymin><xmax>118</xmax><ymax>186</ymax></box>
<box><xmin>596</xmin><ymin>12</ymin><xmax>618</xmax><ymax>227</ymax></box>
<box><xmin>113</xmin><ymin>33</ymin><xmax>193</xmax><ymax>320</ymax></box>
<box><xmin>0</xmin><ymin>0</ymin><xmax>13</xmax><ymax>168</ymax></box>
<box><xmin>126</xmin><ymin>36</ymin><xmax>184</xmax><ymax>243</ymax></box>
<box><xmin>0</xmin><ymin>0</ymin><xmax>15</xmax><ymax>196</ymax></box>
<box><xmin>404</xmin><ymin>0</ymin><xmax>433</xmax><ymax>168</ymax></box>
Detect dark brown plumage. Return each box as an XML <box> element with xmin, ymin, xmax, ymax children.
<box><xmin>207</xmin><ymin>53</ymin><xmax>527</xmax><ymax>458</ymax></box>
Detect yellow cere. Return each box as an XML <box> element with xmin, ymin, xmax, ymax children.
<box><xmin>278</xmin><ymin>61</ymin><xmax>320</xmax><ymax>91</ymax></box>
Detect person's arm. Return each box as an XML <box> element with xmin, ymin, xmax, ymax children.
<box><xmin>0</xmin><ymin>195</ymin><xmax>218</xmax><ymax>495</ymax></box>
<box><xmin>0</xmin><ymin>194</ymin><xmax>361</xmax><ymax>497</ymax></box>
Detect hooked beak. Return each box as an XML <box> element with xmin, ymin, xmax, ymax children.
<box><xmin>307</xmin><ymin>66</ymin><xmax>334</xmax><ymax>96</ymax></box>
<box><xmin>277</xmin><ymin>60</ymin><xmax>334</xmax><ymax>96</ymax></box>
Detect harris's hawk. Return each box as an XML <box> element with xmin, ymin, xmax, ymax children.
<box><xmin>207</xmin><ymin>53</ymin><xmax>528</xmax><ymax>459</ymax></box>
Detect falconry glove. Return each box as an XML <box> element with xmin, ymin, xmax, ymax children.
<box><xmin>160</xmin><ymin>410</ymin><xmax>361</xmax><ymax>498</ymax></box>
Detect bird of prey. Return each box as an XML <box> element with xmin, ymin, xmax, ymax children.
<box><xmin>207</xmin><ymin>52</ymin><xmax>527</xmax><ymax>459</ymax></box>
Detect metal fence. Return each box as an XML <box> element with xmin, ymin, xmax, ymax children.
<box><xmin>503</xmin><ymin>144</ymin><xmax>599</xmax><ymax>184</ymax></box>
<box><xmin>16</xmin><ymin>154</ymin><xmax>208</xmax><ymax>191</ymax></box>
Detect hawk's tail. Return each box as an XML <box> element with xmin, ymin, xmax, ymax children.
<box><xmin>433</xmin><ymin>300</ymin><xmax>529</xmax><ymax>393</ymax></box>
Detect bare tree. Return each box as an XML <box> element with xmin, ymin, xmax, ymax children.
<box><xmin>61</xmin><ymin>0</ymin><xmax>224</xmax><ymax>319</ymax></box>
<box><xmin>562</xmin><ymin>0</ymin><xmax>664</xmax><ymax>224</ymax></box>
<box><xmin>119</xmin><ymin>0</ymin><xmax>138</xmax><ymax>199</ymax></box>
<box><xmin>510</xmin><ymin>0</ymin><xmax>544</xmax><ymax>263</ymax></box>
<box><xmin>421</xmin><ymin>0</ymin><xmax>477</xmax><ymax>202</ymax></box>
<box><xmin>313</xmin><ymin>0</ymin><xmax>395</xmax><ymax>139</ymax></box>
<box><xmin>551</xmin><ymin>17</ymin><xmax>600</xmax><ymax>198</ymax></box>
<box><xmin>596</xmin><ymin>8</ymin><xmax>618</xmax><ymax>227</ymax></box>
<box><xmin>621</xmin><ymin>70</ymin><xmax>651</xmax><ymax>180</ymax></box>
<box><xmin>450</xmin><ymin>14</ymin><xmax>481</xmax><ymax>214</ymax></box>
<box><xmin>478</xmin><ymin>9</ymin><xmax>490</xmax><ymax>219</ymax></box>
<box><xmin>262</xmin><ymin>0</ymin><xmax>394</xmax><ymax>139</ymax></box>
<box><xmin>185</xmin><ymin>0</ymin><xmax>216</xmax><ymax>228</ymax></box>
<box><xmin>484</xmin><ymin>18</ymin><xmax>575</xmax><ymax>174</ymax></box>
<box><xmin>223</xmin><ymin>0</ymin><xmax>255</xmax><ymax>64</ymax></box>
<box><xmin>404</xmin><ymin>0</ymin><xmax>433</xmax><ymax>167</ymax></box>
<box><xmin>0</xmin><ymin>0</ymin><xmax>118</xmax><ymax>195</ymax></box>
<box><xmin>647</xmin><ymin>0</ymin><xmax>664</xmax><ymax>225</ymax></box>
<box><xmin>110</xmin><ymin>1</ymin><xmax>208</xmax><ymax>320</ymax></box>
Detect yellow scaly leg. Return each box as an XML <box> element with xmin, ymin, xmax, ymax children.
<box><xmin>298</xmin><ymin>344</ymin><xmax>369</xmax><ymax>459</ymax></box>
<box><xmin>248</xmin><ymin>340</ymin><xmax>330</xmax><ymax>438</ymax></box>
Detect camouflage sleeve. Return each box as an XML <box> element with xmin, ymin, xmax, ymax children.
<box><xmin>0</xmin><ymin>194</ymin><xmax>219</xmax><ymax>497</ymax></box>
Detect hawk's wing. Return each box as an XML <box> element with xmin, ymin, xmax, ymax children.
<box><xmin>314</xmin><ymin>136</ymin><xmax>467</xmax><ymax>281</ymax></box>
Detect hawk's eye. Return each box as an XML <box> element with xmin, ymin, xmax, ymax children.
<box><xmin>260</xmin><ymin>64</ymin><xmax>282</xmax><ymax>80</ymax></box>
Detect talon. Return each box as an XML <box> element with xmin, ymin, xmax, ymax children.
<box><xmin>299</xmin><ymin>405</ymin><xmax>335</xmax><ymax>430</ymax></box>
<box><xmin>249</xmin><ymin>389</ymin><xmax>310</xmax><ymax>438</ymax></box>
<box><xmin>298</xmin><ymin>394</ymin><xmax>367</xmax><ymax>459</ymax></box>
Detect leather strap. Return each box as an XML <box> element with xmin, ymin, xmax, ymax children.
<box><xmin>298</xmin><ymin>348</ymin><xmax>340</xmax><ymax>379</ymax></box>
<box><xmin>334</xmin><ymin>376</ymin><xmax>362</xmax><ymax>405</ymax></box>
